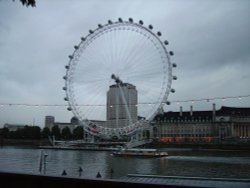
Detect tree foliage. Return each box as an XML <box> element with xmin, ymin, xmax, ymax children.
<box><xmin>51</xmin><ymin>125</ymin><xmax>61</xmax><ymax>140</ymax></box>
<box><xmin>18</xmin><ymin>126</ymin><xmax>41</xmax><ymax>139</ymax></box>
<box><xmin>0</xmin><ymin>127</ymin><xmax>10</xmax><ymax>138</ymax></box>
<box><xmin>0</xmin><ymin>125</ymin><xmax>87</xmax><ymax>140</ymax></box>
<box><xmin>61</xmin><ymin>127</ymin><xmax>72</xmax><ymax>140</ymax></box>
<box><xmin>12</xmin><ymin>0</ymin><xmax>36</xmax><ymax>7</ymax></box>
<box><xmin>0</xmin><ymin>126</ymin><xmax>41</xmax><ymax>139</ymax></box>
<box><xmin>42</xmin><ymin>127</ymin><xmax>50</xmax><ymax>138</ymax></box>
<box><xmin>72</xmin><ymin>126</ymin><xmax>84</xmax><ymax>140</ymax></box>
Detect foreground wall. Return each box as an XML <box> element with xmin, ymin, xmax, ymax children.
<box><xmin>0</xmin><ymin>171</ymin><xmax>189</xmax><ymax>188</ymax></box>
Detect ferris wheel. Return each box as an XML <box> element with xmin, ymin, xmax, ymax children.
<box><xmin>63</xmin><ymin>18</ymin><xmax>177</xmax><ymax>139</ymax></box>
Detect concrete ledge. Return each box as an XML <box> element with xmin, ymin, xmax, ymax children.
<box><xmin>0</xmin><ymin>171</ymin><xmax>192</xmax><ymax>188</ymax></box>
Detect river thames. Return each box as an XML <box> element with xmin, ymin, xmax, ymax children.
<box><xmin>0</xmin><ymin>146</ymin><xmax>250</xmax><ymax>180</ymax></box>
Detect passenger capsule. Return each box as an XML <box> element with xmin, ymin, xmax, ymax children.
<box><xmin>64</xmin><ymin>97</ymin><xmax>68</xmax><ymax>101</ymax></box>
<box><xmin>169</xmin><ymin>51</ymin><xmax>174</xmax><ymax>56</ymax></box>
<box><xmin>67</xmin><ymin>107</ymin><xmax>72</xmax><ymax>111</ymax></box>
<box><xmin>98</xmin><ymin>24</ymin><xmax>102</xmax><ymax>28</ymax></box>
<box><xmin>172</xmin><ymin>63</ymin><xmax>177</xmax><ymax>68</ymax></box>
<box><xmin>89</xmin><ymin>30</ymin><xmax>94</xmax><ymax>34</ymax></box>
<box><xmin>118</xmin><ymin>18</ymin><xmax>123</xmax><ymax>22</ymax></box>
<box><xmin>157</xmin><ymin>32</ymin><xmax>162</xmax><ymax>36</ymax></box>
<box><xmin>74</xmin><ymin>45</ymin><xmax>79</xmax><ymax>50</ymax></box>
<box><xmin>128</xmin><ymin>18</ymin><xmax>133</xmax><ymax>23</ymax></box>
<box><xmin>173</xmin><ymin>76</ymin><xmax>177</xmax><ymax>80</ymax></box>
<box><xmin>62</xmin><ymin>86</ymin><xmax>67</xmax><ymax>90</ymax></box>
<box><xmin>139</xmin><ymin>20</ymin><xmax>143</xmax><ymax>25</ymax></box>
<box><xmin>63</xmin><ymin>76</ymin><xmax>67</xmax><ymax>80</ymax></box>
<box><xmin>148</xmin><ymin>25</ymin><xmax>153</xmax><ymax>30</ymax></box>
<box><xmin>166</xmin><ymin>101</ymin><xmax>171</xmax><ymax>105</ymax></box>
<box><xmin>171</xmin><ymin>89</ymin><xmax>175</xmax><ymax>93</ymax></box>
<box><xmin>108</xmin><ymin>20</ymin><xmax>112</xmax><ymax>24</ymax></box>
<box><xmin>81</xmin><ymin>37</ymin><xmax>85</xmax><ymax>41</ymax></box>
<box><xmin>65</xmin><ymin>65</ymin><xmax>69</xmax><ymax>69</ymax></box>
<box><xmin>68</xmin><ymin>55</ymin><xmax>73</xmax><ymax>59</ymax></box>
<box><xmin>164</xmin><ymin>40</ymin><xmax>169</xmax><ymax>45</ymax></box>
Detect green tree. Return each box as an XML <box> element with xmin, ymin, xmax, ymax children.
<box><xmin>51</xmin><ymin>125</ymin><xmax>61</xmax><ymax>140</ymax></box>
<box><xmin>1</xmin><ymin>127</ymin><xmax>10</xmax><ymax>138</ymax></box>
<box><xmin>8</xmin><ymin>131</ymin><xmax>17</xmax><ymax>139</ymax></box>
<box><xmin>14</xmin><ymin>126</ymin><xmax>41</xmax><ymax>139</ymax></box>
<box><xmin>61</xmin><ymin>127</ymin><xmax>72</xmax><ymax>140</ymax></box>
<box><xmin>15</xmin><ymin>127</ymin><xmax>27</xmax><ymax>139</ymax></box>
<box><xmin>42</xmin><ymin>127</ymin><xmax>50</xmax><ymax>138</ymax></box>
<box><xmin>72</xmin><ymin>126</ymin><xmax>83</xmax><ymax>140</ymax></box>
<box><xmin>31</xmin><ymin>126</ymin><xmax>41</xmax><ymax>139</ymax></box>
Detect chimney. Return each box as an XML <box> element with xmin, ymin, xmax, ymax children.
<box><xmin>212</xmin><ymin>103</ymin><xmax>216</xmax><ymax>121</ymax></box>
<box><xmin>180</xmin><ymin>106</ymin><xmax>183</xmax><ymax>117</ymax></box>
<box><xmin>190</xmin><ymin>105</ymin><xmax>193</xmax><ymax>116</ymax></box>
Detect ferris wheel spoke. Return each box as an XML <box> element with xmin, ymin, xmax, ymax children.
<box><xmin>118</xmin><ymin>29</ymin><xmax>138</xmax><ymax>73</ymax></box>
<box><xmin>124</xmin><ymin>70</ymin><xmax>164</xmax><ymax>81</ymax></box>
<box><xmin>103</xmin><ymin>30</ymin><xmax>115</xmax><ymax>68</ymax></box>
<box><xmin>122</xmin><ymin>65</ymin><xmax>164</xmax><ymax>80</ymax></box>
<box><xmin>122</xmin><ymin>34</ymin><xmax>149</xmax><ymax>72</ymax></box>
<box><xmin>126</xmin><ymin>49</ymin><xmax>165</xmax><ymax>74</ymax></box>
<box><xmin>74</xmin><ymin>71</ymin><xmax>109</xmax><ymax>84</ymax></box>
<box><xmin>73</xmin><ymin>86</ymin><xmax>106</xmax><ymax>106</ymax></box>
<box><xmin>116</xmin><ymin>28</ymin><xmax>131</xmax><ymax>71</ymax></box>
<box><xmin>126</xmin><ymin>38</ymin><xmax>158</xmax><ymax>70</ymax></box>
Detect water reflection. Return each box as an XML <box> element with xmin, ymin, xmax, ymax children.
<box><xmin>45</xmin><ymin>149</ymin><xmax>109</xmax><ymax>178</ymax></box>
<box><xmin>0</xmin><ymin>146</ymin><xmax>250</xmax><ymax>179</ymax></box>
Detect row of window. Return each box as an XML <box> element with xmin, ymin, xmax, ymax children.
<box><xmin>161</xmin><ymin>130</ymin><xmax>210</xmax><ymax>134</ymax></box>
<box><xmin>158</xmin><ymin>119</ymin><xmax>213</xmax><ymax>123</ymax></box>
<box><xmin>160</xmin><ymin>134</ymin><xmax>212</xmax><ymax>137</ymax></box>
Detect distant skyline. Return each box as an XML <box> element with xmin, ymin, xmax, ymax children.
<box><xmin>0</xmin><ymin>0</ymin><xmax>250</xmax><ymax>128</ymax></box>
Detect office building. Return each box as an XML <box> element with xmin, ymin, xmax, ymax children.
<box><xmin>106</xmin><ymin>83</ymin><xmax>138</xmax><ymax>128</ymax></box>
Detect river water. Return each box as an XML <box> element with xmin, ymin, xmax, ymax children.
<box><xmin>0</xmin><ymin>146</ymin><xmax>250</xmax><ymax>179</ymax></box>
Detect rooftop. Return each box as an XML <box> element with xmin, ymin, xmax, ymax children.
<box><xmin>154</xmin><ymin>106</ymin><xmax>250</xmax><ymax>121</ymax></box>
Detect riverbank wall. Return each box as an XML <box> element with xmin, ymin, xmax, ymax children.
<box><xmin>145</xmin><ymin>141</ymin><xmax>250</xmax><ymax>151</ymax></box>
<box><xmin>1</xmin><ymin>138</ymin><xmax>250</xmax><ymax>151</ymax></box>
<box><xmin>0</xmin><ymin>138</ymin><xmax>50</xmax><ymax>147</ymax></box>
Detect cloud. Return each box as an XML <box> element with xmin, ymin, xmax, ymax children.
<box><xmin>0</xmin><ymin>0</ymin><xmax>250</xmax><ymax>127</ymax></box>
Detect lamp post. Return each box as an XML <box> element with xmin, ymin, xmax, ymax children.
<box><xmin>43</xmin><ymin>153</ymin><xmax>48</xmax><ymax>175</ymax></box>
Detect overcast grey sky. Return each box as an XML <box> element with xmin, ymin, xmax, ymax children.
<box><xmin>0</xmin><ymin>0</ymin><xmax>250</xmax><ymax>128</ymax></box>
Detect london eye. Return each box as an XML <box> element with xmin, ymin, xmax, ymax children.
<box><xmin>63</xmin><ymin>18</ymin><xmax>177</xmax><ymax>139</ymax></box>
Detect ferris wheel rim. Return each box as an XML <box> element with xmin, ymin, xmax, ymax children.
<box><xmin>63</xmin><ymin>18</ymin><xmax>175</xmax><ymax>137</ymax></box>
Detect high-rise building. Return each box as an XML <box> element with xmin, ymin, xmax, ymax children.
<box><xmin>44</xmin><ymin>116</ymin><xmax>55</xmax><ymax>130</ymax></box>
<box><xmin>106</xmin><ymin>83</ymin><xmax>138</xmax><ymax>128</ymax></box>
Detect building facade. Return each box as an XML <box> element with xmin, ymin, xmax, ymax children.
<box><xmin>154</xmin><ymin>105</ymin><xmax>250</xmax><ymax>143</ymax></box>
<box><xmin>106</xmin><ymin>83</ymin><xmax>138</xmax><ymax>128</ymax></box>
<box><xmin>44</xmin><ymin>115</ymin><xmax>106</xmax><ymax>138</ymax></box>
<box><xmin>3</xmin><ymin>124</ymin><xmax>28</xmax><ymax>131</ymax></box>
<box><xmin>44</xmin><ymin>116</ymin><xmax>79</xmax><ymax>133</ymax></box>
<box><xmin>44</xmin><ymin>116</ymin><xmax>55</xmax><ymax>131</ymax></box>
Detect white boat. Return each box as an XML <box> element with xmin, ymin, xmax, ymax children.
<box><xmin>112</xmin><ymin>148</ymin><xmax>168</xmax><ymax>158</ymax></box>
